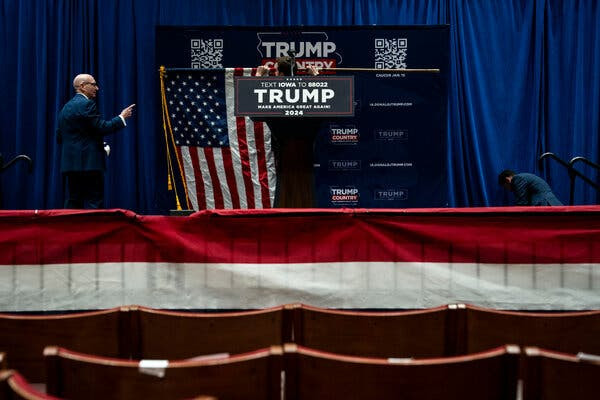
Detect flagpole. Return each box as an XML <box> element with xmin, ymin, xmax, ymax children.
<box><xmin>159</xmin><ymin>66</ymin><xmax>191</xmax><ymax>210</ymax></box>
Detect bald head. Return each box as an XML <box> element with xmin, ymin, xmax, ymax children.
<box><xmin>73</xmin><ymin>74</ymin><xmax>93</xmax><ymax>89</ymax></box>
<box><xmin>73</xmin><ymin>73</ymin><xmax>98</xmax><ymax>98</ymax></box>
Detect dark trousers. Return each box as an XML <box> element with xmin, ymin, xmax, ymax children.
<box><xmin>64</xmin><ymin>171</ymin><xmax>104</xmax><ymax>209</ymax></box>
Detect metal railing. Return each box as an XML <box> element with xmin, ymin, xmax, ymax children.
<box><xmin>538</xmin><ymin>152</ymin><xmax>600</xmax><ymax>205</ymax></box>
<box><xmin>0</xmin><ymin>153</ymin><xmax>33</xmax><ymax>207</ymax></box>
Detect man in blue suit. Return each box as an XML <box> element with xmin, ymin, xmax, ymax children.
<box><xmin>57</xmin><ymin>74</ymin><xmax>135</xmax><ymax>208</ymax></box>
<box><xmin>498</xmin><ymin>169</ymin><xmax>563</xmax><ymax>206</ymax></box>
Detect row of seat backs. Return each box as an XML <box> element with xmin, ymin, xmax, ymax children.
<box><xmin>1</xmin><ymin>303</ymin><xmax>599</xmax><ymax>382</ymax></box>
<box><xmin>2</xmin><ymin>345</ymin><xmax>600</xmax><ymax>400</ymax></box>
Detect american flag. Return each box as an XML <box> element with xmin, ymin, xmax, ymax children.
<box><xmin>164</xmin><ymin>68</ymin><xmax>275</xmax><ymax>210</ymax></box>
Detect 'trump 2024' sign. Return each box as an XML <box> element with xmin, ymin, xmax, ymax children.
<box><xmin>234</xmin><ymin>76</ymin><xmax>354</xmax><ymax>117</ymax></box>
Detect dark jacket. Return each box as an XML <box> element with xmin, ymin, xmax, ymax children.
<box><xmin>511</xmin><ymin>173</ymin><xmax>563</xmax><ymax>206</ymax></box>
<box><xmin>57</xmin><ymin>94</ymin><xmax>124</xmax><ymax>172</ymax></box>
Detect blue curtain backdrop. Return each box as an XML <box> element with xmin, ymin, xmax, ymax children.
<box><xmin>0</xmin><ymin>0</ymin><xmax>598</xmax><ymax>213</ymax></box>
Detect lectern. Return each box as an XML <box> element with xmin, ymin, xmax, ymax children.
<box><xmin>264</xmin><ymin>118</ymin><xmax>322</xmax><ymax>207</ymax></box>
<box><xmin>235</xmin><ymin>76</ymin><xmax>354</xmax><ymax>207</ymax></box>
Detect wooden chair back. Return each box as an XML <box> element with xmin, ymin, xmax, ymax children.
<box><xmin>0</xmin><ymin>369</ymin><xmax>62</xmax><ymax>400</ymax></box>
<box><xmin>44</xmin><ymin>345</ymin><xmax>283</xmax><ymax>400</ymax></box>
<box><xmin>0</xmin><ymin>307</ymin><xmax>130</xmax><ymax>382</ymax></box>
<box><xmin>132</xmin><ymin>305</ymin><xmax>289</xmax><ymax>359</ymax></box>
<box><xmin>292</xmin><ymin>304</ymin><xmax>452</xmax><ymax>357</ymax></box>
<box><xmin>522</xmin><ymin>347</ymin><xmax>600</xmax><ymax>400</ymax></box>
<box><xmin>283</xmin><ymin>343</ymin><xmax>520</xmax><ymax>400</ymax></box>
<box><xmin>460</xmin><ymin>305</ymin><xmax>600</xmax><ymax>355</ymax></box>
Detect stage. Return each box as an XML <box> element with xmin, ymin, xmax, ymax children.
<box><xmin>0</xmin><ymin>207</ymin><xmax>599</xmax><ymax>311</ymax></box>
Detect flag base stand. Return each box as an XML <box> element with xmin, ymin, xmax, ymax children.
<box><xmin>169</xmin><ymin>209</ymin><xmax>195</xmax><ymax>216</ymax></box>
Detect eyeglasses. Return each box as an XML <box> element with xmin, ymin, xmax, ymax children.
<box><xmin>82</xmin><ymin>81</ymin><xmax>98</xmax><ymax>87</ymax></box>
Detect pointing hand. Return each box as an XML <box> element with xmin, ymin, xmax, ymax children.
<box><xmin>120</xmin><ymin>104</ymin><xmax>136</xmax><ymax>119</ymax></box>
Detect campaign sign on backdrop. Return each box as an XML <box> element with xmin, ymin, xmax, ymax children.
<box><xmin>157</xmin><ymin>25</ymin><xmax>448</xmax><ymax>208</ymax></box>
<box><xmin>234</xmin><ymin>76</ymin><xmax>354</xmax><ymax>117</ymax></box>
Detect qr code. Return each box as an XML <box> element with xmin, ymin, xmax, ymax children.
<box><xmin>191</xmin><ymin>39</ymin><xmax>223</xmax><ymax>69</ymax></box>
<box><xmin>374</xmin><ymin>38</ymin><xmax>407</xmax><ymax>69</ymax></box>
